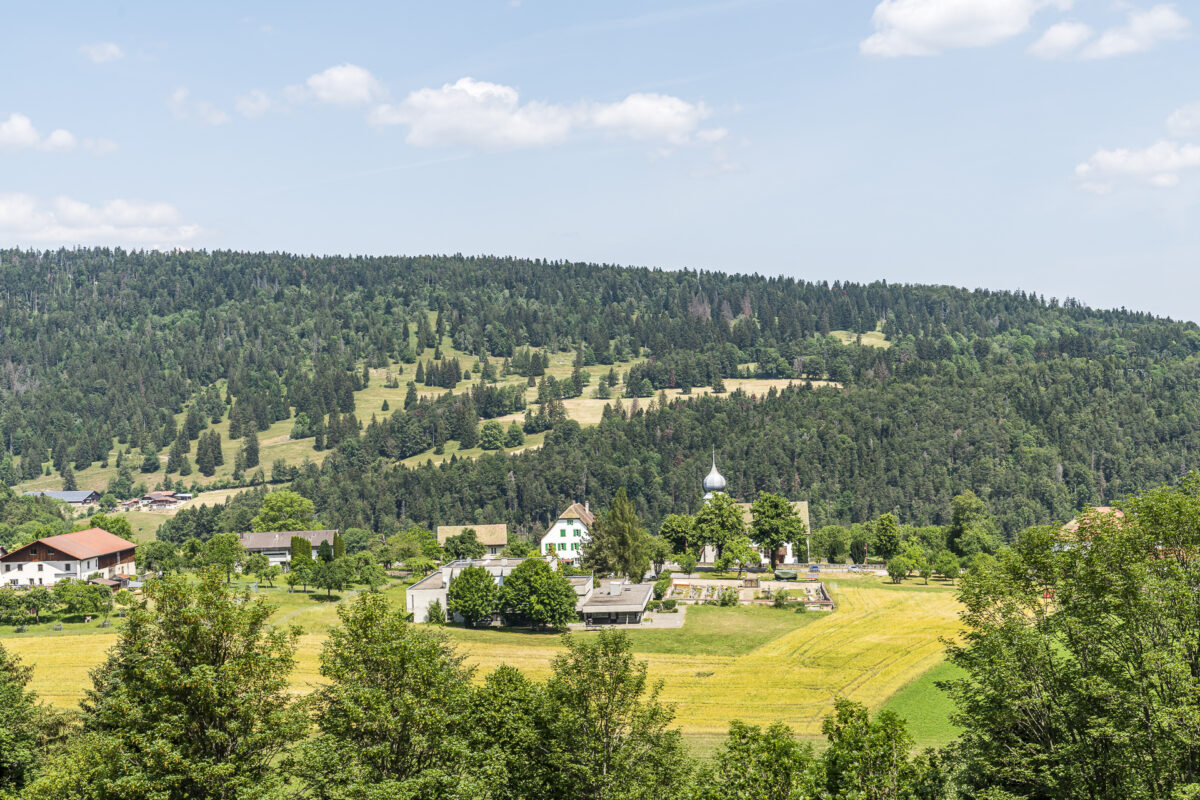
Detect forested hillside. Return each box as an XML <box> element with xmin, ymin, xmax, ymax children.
<box><xmin>2</xmin><ymin>247</ymin><xmax>1200</xmax><ymax>536</ymax></box>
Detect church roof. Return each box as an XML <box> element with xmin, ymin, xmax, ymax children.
<box><xmin>702</xmin><ymin>454</ymin><xmax>727</xmax><ymax>495</ymax></box>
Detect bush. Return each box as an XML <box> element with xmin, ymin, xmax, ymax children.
<box><xmin>653</xmin><ymin>575</ymin><xmax>671</xmax><ymax>601</ymax></box>
<box><xmin>661</xmin><ymin>599</ymin><xmax>677</xmax><ymax>611</ymax></box>
<box><xmin>425</xmin><ymin>599</ymin><xmax>446</xmax><ymax>625</ymax></box>
<box><xmin>794</xmin><ymin>604</ymin><xmax>808</xmax><ymax>614</ymax></box>
<box><xmin>718</xmin><ymin>588</ymin><xmax>739</xmax><ymax>607</ymax></box>
<box><xmin>773</xmin><ymin>590</ymin><xmax>791</xmax><ymax>609</ymax></box>
<box><xmin>647</xmin><ymin>600</ymin><xmax>662</xmax><ymax>611</ymax></box>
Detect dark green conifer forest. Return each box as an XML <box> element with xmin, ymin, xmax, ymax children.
<box><xmin>3</xmin><ymin>248</ymin><xmax>1200</xmax><ymax>538</ymax></box>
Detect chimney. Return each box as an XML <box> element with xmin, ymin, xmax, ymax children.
<box><xmin>585</xmin><ymin>501</ymin><xmax>589</xmax><ymax>513</ymax></box>
<box><xmin>609</xmin><ymin>580</ymin><xmax>623</xmax><ymax>596</ymax></box>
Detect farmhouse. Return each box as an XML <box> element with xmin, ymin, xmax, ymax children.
<box><xmin>0</xmin><ymin>528</ymin><xmax>137</xmax><ymax>587</ymax></box>
<box><xmin>539</xmin><ymin>502</ymin><xmax>593</xmax><ymax>561</ymax></box>
<box><xmin>437</xmin><ymin>524</ymin><xmax>507</xmax><ymax>557</ymax></box>
<box><xmin>139</xmin><ymin>491</ymin><xmax>187</xmax><ymax>510</ymax></box>
<box><xmin>238</xmin><ymin>530</ymin><xmax>337</xmax><ymax>570</ymax></box>
<box><xmin>23</xmin><ymin>490</ymin><xmax>101</xmax><ymax>507</ymax></box>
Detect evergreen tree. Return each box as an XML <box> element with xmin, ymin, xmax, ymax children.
<box><xmin>582</xmin><ymin>488</ymin><xmax>650</xmax><ymax>582</ymax></box>
<box><xmin>333</xmin><ymin>532</ymin><xmax>345</xmax><ymax>560</ymax></box>
<box><xmin>241</xmin><ymin>429</ymin><xmax>259</xmax><ymax>469</ymax></box>
<box><xmin>60</xmin><ymin>463</ymin><xmax>77</xmax><ymax>492</ymax></box>
<box><xmin>32</xmin><ymin>571</ymin><xmax>306</xmax><ymax>800</ymax></box>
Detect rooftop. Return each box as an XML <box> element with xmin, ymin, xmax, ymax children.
<box><xmin>22</xmin><ymin>490</ymin><xmax>99</xmax><ymax>503</ymax></box>
<box><xmin>558</xmin><ymin>502</ymin><xmax>595</xmax><ymax>527</ymax></box>
<box><xmin>437</xmin><ymin>524</ymin><xmax>508</xmax><ymax>547</ymax></box>
<box><xmin>581</xmin><ymin>581</ymin><xmax>654</xmax><ymax>614</ymax></box>
<box><xmin>238</xmin><ymin>530</ymin><xmax>337</xmax><ymax>551</ymax></box>
<box><xmin>1</xmin><ymin>528</ymin><xmax>136</xmax><ymax>562</ymax></box>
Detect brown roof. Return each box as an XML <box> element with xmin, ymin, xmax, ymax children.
<box><xmin>1061</xmin><ymin>507</ymin><xmax>1124</xmax><ymax>535</ymax></box>
<box><xmin>558</xmin><ymin>502</ymin><xmax>595</xmax><ymax>527</ymax></box>
<box><xmin>1</xmin><ymin>528</ymin><xmax>136</xmax><ymax>562</ymax></box>
<box><xmin>437</xmin><ymin>524</ymin><xmax>508</xmax><ymax>547</ymax></box>
<box><xmin>738</xmin><ymin>501</ymin><xmax>811</xmax><ymax>534</ymax></box>
<box><xmin>239</xmin><ymin>530</ymin><xmax>337</xmax><ymax>551</ymax></box>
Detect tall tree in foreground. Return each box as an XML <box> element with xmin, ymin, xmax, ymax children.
<box><xmin>582</xmin><ymin>488</ymin><xmax>650</xmax><ymax>582</ymax></box>
<box><xmin>27</xmin><ymin>570</ymin><xmax>305</xmax><ymax>800</ymax></box>
<box><xmin>0</xmin><ymin>642</ymin><xmax>62</xmax><ymax>793</ymax></box>
<box><xmin>947</xmin><ymin>474</ymin><xmax>1200</xmax><ymax>800</ymax></box>
<box><xmin>541</xmin><ymin>629</ymin><xmax>691</xmax><ymax>800</ymax></box>
<box><xmin>499</xmin><ymin>557</ymin><xmax>578</xmax><ymax>630</ymax></box>
<box><xmin>290</xmin><ymin>592</ymin><xmax>489</xmax><ymax>798</ymax></box>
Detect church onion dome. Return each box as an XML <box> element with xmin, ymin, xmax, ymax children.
<box><xmin>703</xmin><ymin>456</ymin><xmax>727</xmax><ymax>495</ymax></box>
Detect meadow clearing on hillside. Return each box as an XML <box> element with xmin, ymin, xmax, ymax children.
<box><xmin>15</xmin><ymin>313</ymin><xmax>845</xmax><ymax>502</ymax></box>
<box><xmin>3</xmin><ymin>574</ymin><xmax>959</xmax><ymax>749</ymax></box>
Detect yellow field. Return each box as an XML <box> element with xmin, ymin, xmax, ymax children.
<box><xmin>5</xmin><ymin>577</ymin><xmax>959</xmax><ymax>745</ymax></box>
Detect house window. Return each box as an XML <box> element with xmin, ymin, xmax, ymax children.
<box><xmin>29</xmin><ymin>548</ymin><xmax>36</xmax><ymax>556</ymax></box>
<box><xmin>37</xmin><ymin>564</ymin><xmax>42</xmax><ymax>572</ymax></box>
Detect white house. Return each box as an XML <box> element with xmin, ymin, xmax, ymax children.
<box><xmin>539</xmin><ymin>502</ymin><xmax>594</xmax><ymax>562</ymax></box>
<box><xmin>238</xmin><ymin>530</ymin><xmax>337</xmax><ymax>570</ymax></box>
<box><xmin>0</xmin><ymin>528</ymin><xmax>137</xmax><ymax>587</ymax></box>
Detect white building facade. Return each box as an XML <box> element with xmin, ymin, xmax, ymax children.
<box><xmin>539</xmin><ymin>502</ymin><xmax>594</xmax><ymax>562</ymax></box>
<box><xmin>0</xmin><ymin>529</ymin><xmax>138</xmax><ymax>587</ymax></box>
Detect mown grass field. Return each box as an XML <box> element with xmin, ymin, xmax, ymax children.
<box><xmin>879</xmin><ymin>659</ymin><xmax>965</xmax><ymax>748</ymax></box>
<box><xmin>3</xmin><ymin>575</ymin><xmax>959</xmax><ymax>750</ymax></box>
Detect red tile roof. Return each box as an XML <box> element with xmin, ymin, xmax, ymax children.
<box><xmin>1</xmin><ymin>528</ymin><xmax>137</xmax><ymax>562</ymax></box>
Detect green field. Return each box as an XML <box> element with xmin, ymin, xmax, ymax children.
<box><xmin>1</xmin><ymin>574</ymin><xmax>959</xmax><ymax>753</ymax></box>
<box><xmin>880</xmin><ymin>659</ymin><xmax>964</xmax><ymax>748</ymax></box>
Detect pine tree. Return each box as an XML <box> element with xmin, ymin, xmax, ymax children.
<box><xmin>381</xmin><ymin>399</ymin><xmax>389</xmax><ymax>411</ymax></box>
<box><xmin>166</xmin><ymin>440</ymin><xmax>185</xmax><ymax>474</ymax></box>
<box><xmin>196</xmin><ymin>434</ymin><xmax>216</xmax><ymax>477</ymax></box>
<box><xmin>333</xmin><ymin>532</ymin><xmax>345</xmax><ymax>560</ymax></box>
<box><xmin>179</xmin><ymin>455</ymin><xmax>192</xmax><ymax>476</ymax></box>
<box><xmin>61</xmin><ymin>463</ymin><xmax>77</xmax><ymax>491</ymax></box>
<box><xmin>242</xmin><ymin>429</ymin><xmax>260</xmax><ymax>469</ymax></box>
<box><xmin>415</xmin><ymin>361</ymin><xmax>425</xmax><ymax>385</ymax></box>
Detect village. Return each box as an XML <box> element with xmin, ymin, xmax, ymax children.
<box><xmin>8</xmin><ymin>457</ymin><xmax>839</xmax><ymax>630</ymax></box>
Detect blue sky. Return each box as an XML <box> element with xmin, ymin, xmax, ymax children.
<box><xmin>3</xmin><ymin>1</ymin><xmax>1199</xmax><ymax>319</ymax></box>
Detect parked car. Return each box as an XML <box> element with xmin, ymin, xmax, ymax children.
<box><xmin>808</xmin><ymin>565</ymin><xmax>820</xmax><ymax>573</ymax></box>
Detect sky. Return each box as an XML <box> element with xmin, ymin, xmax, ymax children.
<box><xmin>3</xmin><ymin>1</ymin><xmax>1199</xmax><ymax>320</ymax></box>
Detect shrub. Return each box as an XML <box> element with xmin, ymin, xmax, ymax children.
<box><xmin>773</xmin><ymin>590</ymin><xmax>791</xmax><ymax>609</ymax></box>
<box><xmin>794</xmin><ymin>604</ymin><xmax>808</xmax><ymax>614</ymax></box>
<box><xmin>425</xmin><ymin>599</ymin><xmax>446</xmax><ymax>625</ymax></box>
<box><xmin>653</xmin><ymin>575</ymin><xmax>671</xmax><ymax>601</ymax></box>
<box><xmin>718</xmin><ymin>588</ymin><xmax>739</xmax><ymax>607</ymax></box>
<box><xmin>661</xmin><ymin>599</ymin><xmax>677</xmax><ymax>611</ymax></box>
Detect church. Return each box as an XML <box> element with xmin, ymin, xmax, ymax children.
<box><xmin>698</xmin><ymin>455</ymin><xmax>811</xmax><ymax>566</ymax></box>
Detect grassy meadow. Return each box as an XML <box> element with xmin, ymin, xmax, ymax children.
<box><xmin>2</xmin><ymin>573</ymin><xmax>958</xmax><ymax>751</ymax></box>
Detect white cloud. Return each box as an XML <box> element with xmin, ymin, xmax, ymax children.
<box><xmin>79</xmin><ymin>41</ymin><xmax>123</xmax><ymax>64</ymax></box>
<box><xmin>306</xmin><ymin>64</ymin><xmax>382</xmax><ymax>106</ymax></box>
<box><xmin>0</xmin><ymin>193</ymin><xmax>201</xmax><ymax>247</ymax></box>
<box><xmin>592</xmin><ymin>93</ymin><xmax>712</xmax><ymax>145</ymax></box>
<box><xmin>372</xmin><ymin>78</ymin><xmax>572</xmax><ymax>148</ymax></box>
<box><xmin>370</xmin><ymin>77</ymin><xmax>717</xmax><ymax>151</ymax></box>
<box><xmin>0</xmin><ymin>114</ymin><xmax>41</xmax><ymax>149</ymax></box>
<box><xmin>0</xmin><ymin>113</ymin><xmax>85</xmax><ymax>152</ymax></box>
<box><xmin>1028</xmin><ymin>20</ymin><xmax>1093</xmax><ymax>58</ymax></box>
<box><xmin>236</xmin><ymin>89</ymin><xmax>274</xmax><ymax>118</ymax></box>
<box><xmin>168</xmin><ymin>88</ymin><xmax>230</xmax><ymax>125</ymax></box>
<box><xmin>1079</xmin><ymin>5</ymin><xmax>1189</xmax><ymax>59</ymax></box>
<box><xmin>861</xmin><ymin>0</ymin><xmax>1070</xmax><ymax>57</ymax></box>
<box><xmin>1167</xmin><ymin>102</ymin><xmax>1200</xmax><ymax>138</ymax></box>
<box><xmin>1075</xmin><ymin>141</ymin><xmax>1200</xmax><ymax>191</ymax></box>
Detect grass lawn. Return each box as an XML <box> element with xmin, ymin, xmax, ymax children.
<box><xmin>879</xmin><ymin>659</ymin><xmax>964</xmax><ymax>749</ymax></box>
